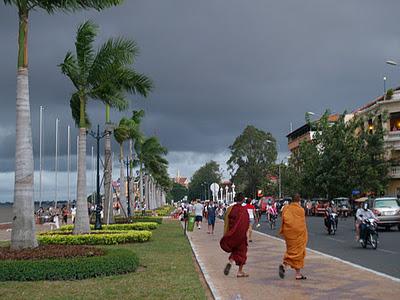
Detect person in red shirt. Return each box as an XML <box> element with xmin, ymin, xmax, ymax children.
<box><xmin>245</xmin><ymin>198</ymin><xmax>256</xmax><ymax>242</ymax></box>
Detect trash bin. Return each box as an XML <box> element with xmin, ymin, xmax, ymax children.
<box><xmin>187</xmin><ymin>215</ymin><xmax>195</xmax><ymax>232</ymax></box>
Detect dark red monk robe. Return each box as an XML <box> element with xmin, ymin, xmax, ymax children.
<box><xmin>220</xmin><ymin>204</ymin><xmax>250</xmax><ymax>266</ymax></box>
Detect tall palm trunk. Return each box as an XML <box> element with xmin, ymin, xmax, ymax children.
<box><xmin>11</xmin><ymin>10</ymin><xmax>38</xmax><ymax>250</ymax></box>
<box><xmin>73</xmin><ymin>109</ymin><xmax>90</xmax><ymax>234</ymax></box>
<box><xmin>119</xmin><ymin>144</ymin><xmax>127</xmax><ymax>216</ymax></box>
<box><xmin>129</xmin><ymin>139</ymin><xmax>134</xmax><ymax>210</ymax></box>
<box><xmin>139</xmin><ymin>162</ymin><xmax>144</xmax><ymax>205</ymax></box>
<box><xmin>103</xmin><ymin>123</ymin><xmax>113</xmax><ymax>224</ymax></box>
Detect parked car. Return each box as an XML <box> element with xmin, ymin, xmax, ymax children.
<box><xmin>369</xmin><ymin>197</ymin><xmax>400</xmax><ymax>230</ymax></box>
<box><xmin>313</xmin><ymin>198</ymin><xmax>329</xmax><ymax>216</ymax></box>
<box><xmin>333</xmin><ymin>197</ymin><xmax>351</xmax><ymax>217</ymax></box>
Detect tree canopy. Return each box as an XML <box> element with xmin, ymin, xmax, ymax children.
<box><xmin>188</xmin><ymin>161</ymin><xmax>222</xmax><ymax>201</ymax></box>
<box><xmin>227</xmin><ymin>125</ymin><xmax>277</xmax><ymax>197</ymax></box>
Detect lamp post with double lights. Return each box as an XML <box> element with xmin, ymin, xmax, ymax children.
<box><xmin>123</xmin><ymin>156</ymin><xmax>133</xmax><ymax>217</ymax></box>
<box><xmin>266</xmin><ymin>139</ymin><xmax>283</xmax><ymax>199</ymax></box>
<box><xmin>88</xmin><ymin>125</ymin><xmax>111</xmax><ymax>230</ymax></box>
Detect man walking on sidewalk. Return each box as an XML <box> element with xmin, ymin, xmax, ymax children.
<box><xmin>194</xmin><ymin>199</ymin><xmax>204</xmax><ymax>229</ymax></box>
<box><xmin>279</xmin><ymin>194</ymin><xmax>308</xmax><ymax>280</ymax></box>
<box><xmin>220</xmin><ymin>193</ymin><xmax>250</xmax><ymax>278</ymax></box>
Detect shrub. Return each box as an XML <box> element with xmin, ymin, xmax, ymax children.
<box><xmin>386</xmin><ymin>88</ymin><xmax>394</xmax><ymax>100</ymax></box>
<box><xmin>114</xmin><ymin>216</ymin><xmax>163</xmax><ymax>224</ymax></box>
<box><xmin>58</xmin><ymin>222</ymin><xmax>158</xmax><ymax>232</ymax></box>
<box><xmin>155</xmin><ymin>205</ymin><xmax>174</xmax><ymax>216</ymax></box>
<box><xmin>38</xmin><ymin>230</ymin><xmax>152</xmax><ymax>245</ymax></box>
<box><xmin>0</xmin><ymin>248</ymin><xmax>139</xmax><ymax>281</ymax></box>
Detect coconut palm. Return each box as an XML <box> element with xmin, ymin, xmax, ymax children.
<box><xmin>135</xmin><ymin>136</ymin><xmax>169</xmax><ymax>208</ymax></box>
<box><xmin>102</xmin><ymin>50</ymin><xmax>152</xmax><ymax>225</ymax></box>
<box><xmin>60</xmin><ymin>21</ymin><xmax>152</xmax><ymax>233</ymax></box>
<box><xmin>113</xmin><ymin>117</ymin><xmax>131</xmax><ymax>216</ymax></box>
<box><xmin>3</xmin><ymin>0</ymin><xmax>122</xmax><ymax>249</ymax></box>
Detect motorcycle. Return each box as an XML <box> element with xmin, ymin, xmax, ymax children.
<box><xmin>269</xmin><ymin>213</ymin><xmax>278</xmax><ymax>229</ymax></box>
<box><xmin>326</xmin><ymin>212</ymin><xmax>338</xmax><ymax>235</ymax></box>
<box><xmin>359</xmin><ymin>218</ymin><xmax>378</xmax><ymax>249</ymax></box>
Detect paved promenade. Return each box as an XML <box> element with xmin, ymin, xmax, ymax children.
<box><xmin>187</xmin><ymin>219</ymin><xmax>400</xmax><ymax>300</ymax></box>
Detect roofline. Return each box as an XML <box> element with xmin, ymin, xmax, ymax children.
<box><xmin>353</xmin><ymin>86</ymin><xmax>400</xmax><ymax>114</ymax></box>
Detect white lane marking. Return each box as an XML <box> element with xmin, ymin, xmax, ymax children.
<box><xmin>326</xmin><ymin>237</ymin><xmax>345</xmax><ymax>243</ymax></box>
<box><xmin>378</xmin><ymin>248</ymin><xmax>397</xmax><ymax>255</ymax></box>
<box><xmin>254</xmin><ymin>230</ymin><xmax>400</xmax><ymax>283</ymax></box>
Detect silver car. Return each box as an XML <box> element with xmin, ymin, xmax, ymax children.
<box><xmin>370</xmin><ymin>197</ymin><xmax>400</xmax><ymax>230</ymax></box>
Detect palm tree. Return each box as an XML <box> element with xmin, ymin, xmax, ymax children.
<box><xmin>136</xmin><ymin>136</ymin><xmax>169</xmax><ymax>208</ymax></box>
<box><xmin>60</xmin><ymin>21</ymin><xmax>152</xmax><ymax>233</ymax></box>
<box><xmin>103</xmin><ymin>58</ymin><xmax>151</xmax><ymax>224</ymax></box>
<box><xmin>3</xmin><ymin>0</ymin><xmax>122</xmax><ymax>249</ymax></box>
<box><xmin>113</xmin><ymin>118</ymin><xmax>131</xmax><ymax>216</ymax></box>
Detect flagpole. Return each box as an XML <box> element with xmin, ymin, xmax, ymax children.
<box><xmin>55</xmin><ymin>118</ymin><xmax>59</xmax><ymax>209</ymax></box>
<box><xmin>39</xmin><ymin>106</ymin><xmax>43</xmax><ymax>209</ymax></box>
<box><xmin>67</xmin><ymin>125</ymin><xmax>71</xmax><ymax>207</ymax></box>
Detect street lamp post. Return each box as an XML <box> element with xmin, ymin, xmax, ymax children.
<box><xmin>88</xmin><ymin>125</ymin><xmax>110</xmax><ymax>230</ymax></box>
<box><xmin>267</xmin><ymin>139</ymin><xmax>282</xmax><ymax>199</ymax></box>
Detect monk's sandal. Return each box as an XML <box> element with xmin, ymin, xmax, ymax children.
<box><xmin>224</xmin><ymin>263</ymin><xmax>231</xmax><ymax>276</ymax></box>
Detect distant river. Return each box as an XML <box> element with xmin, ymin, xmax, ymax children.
<box><xmin>0</xmin><ymin>205</ymin><xmax>13</xmax><ymax>223</ymax></box>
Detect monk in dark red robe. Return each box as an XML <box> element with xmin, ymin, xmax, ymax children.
<box><xmin>220</xmin><ymin>193</ymin><xmax>250</xmax><ymax>277</ymax></box>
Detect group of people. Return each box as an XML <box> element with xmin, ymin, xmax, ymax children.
<box><xmin>36</xmin><ymin>204</ymin><xmax>77</xmax><ymax>228</ymax></box>
<box><xmin>220</xmin><ymin>193</ymin><xmax>308</xmax><ymax>280</ymax></box>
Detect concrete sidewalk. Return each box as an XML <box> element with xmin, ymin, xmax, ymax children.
<box><xmin>187</xmin><ymin>219</ymin><xmax>400</xmax><ymax>300</ymax></box>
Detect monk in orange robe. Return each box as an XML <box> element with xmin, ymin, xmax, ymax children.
<box><xmin>220</xmin><ymin>193</ymin><xmax>250</xmax><ymax>277</ymax></box>
<box><xmin>279</xmin><ymin>194</ymin><xmax>308</xmax><ymax>280</ymax></box>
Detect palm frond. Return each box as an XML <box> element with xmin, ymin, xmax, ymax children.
<box><xmin>31</xmin><ymin>0</ymin><xmax>122</xmax><ymax>13</ymax></box>
<box><xmin>59</xmin><ymin>52</ymin><xmax>80</xmax><ymax>89</ymax></box>
<box><xmin>114</xmin><ymin>118</ymin><xmax>130</xmax><ymax>144</ymax></box>
<box><xmin>75</xmin><ymin>20</ymin><xmax>97</xmax><ymax>81</ymax></box>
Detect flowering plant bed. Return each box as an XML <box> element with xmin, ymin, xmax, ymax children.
<box><xmin>0</xmin><ymin>245</ymin><xmax>103</xmax><ymax>260</ymax></box>
<box><xmin>38</xmin><ymin>230</ymin><xmax>152</xmax><ymax>245</ymax></box>
<box><xmin>0</xmin><ymin>247</ymin><xmax>139</xmax><ymax>281</ymax></box>
<box><xmin>58</xmin><ymin>222</ymin><xmax>158</xmax><ymax>232</ymax></box>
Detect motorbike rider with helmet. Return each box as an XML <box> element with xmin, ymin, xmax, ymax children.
<box><xmin>356</xmin><ymin>202</ymin><xmax>377</xmax><ymax>242</ymax></box>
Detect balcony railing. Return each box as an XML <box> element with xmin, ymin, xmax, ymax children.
<box><xmin>390</xmin><ymin>166</ymin><xmax>400</xmax><ymax>178</ymax></box>
<box><xmin>385</xmin><ymin>131</ymin><xmax>400</xmax><ymax>142</ymax></box>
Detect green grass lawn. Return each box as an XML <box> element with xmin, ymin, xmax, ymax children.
<box><xmin>0</xmin><ymin>220</ymin><xmax>209</xmax><ymax>300</ymax></box>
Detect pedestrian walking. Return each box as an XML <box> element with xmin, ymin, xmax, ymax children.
<box><xmin>71</xmin><ymin>205</ymin><xmax>77</xmax><ymax>224</ymax></box>
<box><xmin>62</xmin><ymin>205</ymin><xmax>69</xmax><ymax>224</ymax></box>
<box><xmin>220</xmin><ymin>193</ymin><xmax>250</xmax><ymax>278</ymax></box>
<box><xmin>207</xmin><ymin>200</ymin><xmax>217</xmax><ymax>234</ymax></box>
<box><xmin>193</xmin><ymin>199</ymin><xmax>204</xmax><ymax>229</ymax></box>
<box><xmin>245</xmin><ymin>198</ymin><xmax>256</xmax><ymax>242</ymax></box>
<box><xmin>279</xmin><ymin>194</ymin><xmax>308</xmax><ymax>280</ymax></box>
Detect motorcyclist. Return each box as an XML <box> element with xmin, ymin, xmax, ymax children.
<box><xmin>324</xmin><ymin>200</ymin><xmax>337</xmax><ymax>228</ymax></box>
<box><xmin>355</xmin><ymin>202</ymin><xmax>377</xmax><ymax>242</ymax></box>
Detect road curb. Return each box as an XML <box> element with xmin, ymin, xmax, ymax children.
<box><xmin>254</xmin><ymin>230</ymin><xmax>400</xmax><ymax>283</ymax></box>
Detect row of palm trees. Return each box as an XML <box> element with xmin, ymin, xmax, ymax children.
<box><xmin>5</xmin><ymin>0</ymin><xmax>169</xmax><ymax>249</ymax></box>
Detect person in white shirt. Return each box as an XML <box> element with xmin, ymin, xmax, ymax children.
<box><xmin>355</xmin><ymin>202</ymin><xmax>377</xmax><ymax>242</ymax></box>
<box><xmin>71</xmin><ymin>205</ymin><xmax>77</xmax><ymax>224</ymax></box>
<box><xmin>193</xmin><ymin>200</ymin><xmax>204</xmax><ymax>229</ymax></box>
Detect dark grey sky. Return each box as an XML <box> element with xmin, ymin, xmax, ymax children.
<box><xmin>2</xmin><ymin>0</ymin><xmax>400</xmax><ymax>185</ymax></box>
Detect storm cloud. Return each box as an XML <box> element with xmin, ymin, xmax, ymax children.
<box><xmin>2</xmin><ymin>1</ymin><xmax>400</xmax><ymax>200</ymax></box>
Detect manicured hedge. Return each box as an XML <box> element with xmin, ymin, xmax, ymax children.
<box><xmin>0</xmin><ymin>248</ymin><xmax>139</xmax><ymax>281</ymax></box>
<box><xmin>58</xmin><ymin>222</ymin><xmax>158</xmax><ymax>232</ymax></box>
<box><xmin>114</xmin><ymin>216</ymin><xmax>163</xmax><ymax>224</ymax></box>
<box><xmin>155</xmin><ymin>205</ymin><xmax>174</xmax><ymax>216</ymax></box>
<box><xmin>38</xmin><ymin>230</ymin><xmax>152</xmax><ymax>245</ymax></box>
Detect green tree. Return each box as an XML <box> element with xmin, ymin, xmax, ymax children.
<box><xmin>4</xmin><ymin>0</ymin><xmax>122</xmax><ymax>250</ymax></box>
<box><xmin>60</xmin><ymin>21</ymin><xmax>149</xmax><ymax>233</ymax></box>
<box><xmin>188</xmin><ymin>161</ymin><xmax>222</xmax><ymax>201</ymax></box>
<box><xmin>227</xmin><ymin>125</ymin><xmax>277</xmax><ymax>198</ymax></box>
<box><xmin>290</xmin><ymin>111</ymin><xmax>390</xmax><ymax>199</ymax></box>
<box><xmin>168</xmin><ymin>182</ymin><xmax>188</xmax><ymax>203</ymax></box>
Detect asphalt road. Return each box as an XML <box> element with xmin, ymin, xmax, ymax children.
<box><xmin>255</xmin><ymin>214</ymin><xmax>400</xmax><ymax>279</ymax></box>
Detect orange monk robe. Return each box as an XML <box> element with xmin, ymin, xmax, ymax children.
<box><xmin>220</xmin><ymin>204</ymin><xmax>249</xmax><ymax>265</ymax></box>
<box><xmin>279</xmin><ymin>202</ymin><xmax>308</xmax><ymax>270</ymax></box>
